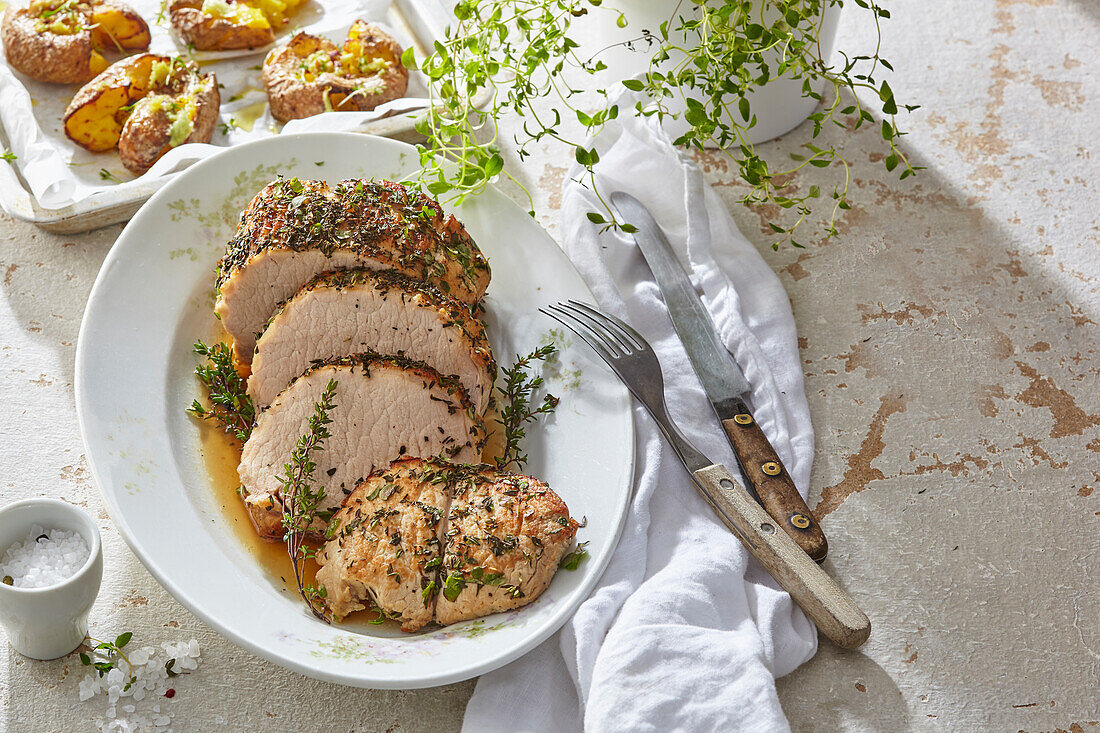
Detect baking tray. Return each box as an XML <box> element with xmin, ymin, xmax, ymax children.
<box><xmin>0</xmin><ymin>0</ymin><xmax>456</xmax><ymax>233</ymax></box>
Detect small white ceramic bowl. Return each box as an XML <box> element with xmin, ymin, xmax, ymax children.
<box><xmin>0</xmin><ymin>498</ymin><xmax>103</xmax><ymax>659</ymax></box>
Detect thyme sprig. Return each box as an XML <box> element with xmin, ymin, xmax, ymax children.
<box><xmin>494</xmin><ymin>344</ymin><xmax>560</xmax><ymax>471</ymax></box>
<box><xmin>188</xmin><ymin>340</ymin><xmax>255</xmax><ymax>442</ymax></box>
<box><xmin>80</xmin><ymin>632</ymin><xmax>137</xmax><ymax>691</ymax></box>
<box><xmin>279</xmin><ymin>378</ymin><xmax>337</xmax><ymax>622</ymax></box>
<box><xmin>403</xmin><ymin>0</ymin><xmax>918</xmax><ymax>248</ymax></box>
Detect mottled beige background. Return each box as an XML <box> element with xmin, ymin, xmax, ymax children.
<box><xmin>0</xmin><ymin>0</ymin><xmax>1096</xmax><ymax>730</ymax></box>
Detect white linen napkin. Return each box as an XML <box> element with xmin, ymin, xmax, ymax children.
<box><xmin>462</xmin><ymin>109</ymin><xmax>819</xmax><ymax>732</ymax></box>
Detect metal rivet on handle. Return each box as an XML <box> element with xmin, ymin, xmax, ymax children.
<box><xmin>761</xmin><ymin>461</ymin><xmax>781</xmax><ymax>476</ymax></box>
<box><xmin>791</xmin><ymin>513</ymin><xmax>811</xmax><ymax>529</ymax></box>
<box><xmin>761</xmin><ymin>523</ymin><xmax>776</xmax><ymax>534</ymax></box>
<box><xmin>734</xmin><ymin>414</ymin><xmax>753</xmax><ymax>425</ymax></box>
<box><xmin>719</xmin><ymin>479</ymin><xmax>734</xmax><ymax>489</ymax></box>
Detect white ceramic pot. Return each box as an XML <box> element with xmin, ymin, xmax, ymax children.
<box><xmin>0</xmin><ymin>498</ymin><xmax>103</xmax><ymax>659</ymax></box>
<box><xmin>579</xmin><ymin>0</ymin><xmax>842</xmax><ymax>145</ymax></box>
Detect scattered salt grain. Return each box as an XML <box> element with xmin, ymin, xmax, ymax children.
<box><xmin>0</xmin><ymin>524</ymin><xmax>90</xmax><ymax>588</ymax></box>
<box><xmin>78</xmin><ymin>637</ymin><xmax>202</xmax><ymax>733</ymax></box>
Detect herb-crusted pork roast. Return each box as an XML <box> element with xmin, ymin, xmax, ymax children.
<box><xmin>215</xmin><ymin>178</ymin><xmax>491</xmax><ymax>364</ymax></box>
<box><xmin>249</xmin><ymin>268</ymin><xmax>495</xmax><ymax>415</ymax></box>
<box><xmin>433</xmin><ymin>464</ymin><xmax>578</xmax><ymax>625</ymax></box>
<box><xmin>316</xmin><ymin>458</ymin><xmax>579</xmax><ymax>630</ymax></box>
<box><xmin>238</xmin><ymin>354</ymin><xmax>485</xmax><ymax>541</ymax></box>
<box><xmin>314</xmin><ymin>459</ymin><xmax>450</xmax><ymax>631</ymax></box>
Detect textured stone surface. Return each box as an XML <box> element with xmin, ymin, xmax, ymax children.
<box><xmin>0</xmin><ymin>0</ymin><xmax>1096</xmax><ymax>730</ymax></box>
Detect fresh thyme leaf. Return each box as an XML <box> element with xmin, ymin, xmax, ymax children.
<box><xmin>279</xmin><ymin>378</ymin><xmax>337</xmax><ymax>622</ymax></box>
<box><xmin>81</xmin><ymin>632</ymin><xmax>136</xmax><ymax>682</ymax></box>
<box><xmin>188</xmin><ymin>340</ymin><xmax>255</xmax><ymax>442</ymax></box>
<box><xmin>406</xmin><ymin>0</ymin><xmax>917</xmax><ymax>248</ymax></box>
<box><xmin>494</xmin><ymin>344</ymin><xmax>560</xmax><ymax>471</ymax></box>
<box><xmin>559</xmin><ymin>541</ymin><xmax>590</xmax><ymax>570</ymax></box>
<box><xmin>0</xmin><ymin>149</ymin><xmax>16</xmax><ymax>163</ymax></box>
<box><xmin>99</xmin><ymin>168</ymin><xmax>121</xmax><ymax>183</ymax></box>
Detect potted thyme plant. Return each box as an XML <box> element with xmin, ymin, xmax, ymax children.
<box><xmin>403</xmin><ymin>0</ymin><xmax>918</xmax><ymax>248</ymax></box>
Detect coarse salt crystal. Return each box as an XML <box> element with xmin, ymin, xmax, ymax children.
<box><xmin>0</xmin><ymin>524</ymin><xmax>90</xmax><ymax>588</ymax></box>
<box><xmin>82</xmin><ymin>637</ymin><xmax>202</xmax><ymax>732</ymax></box>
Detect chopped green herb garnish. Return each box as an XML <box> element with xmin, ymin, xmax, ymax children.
<box><xmin>559</xmin><ymin>541</ymin><xmax>589</xmax><ymax>571</ymax></box>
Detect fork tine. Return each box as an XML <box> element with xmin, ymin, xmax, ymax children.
<box><xmin>545</xmin><ymin>304</ymin><xmax>622</xmax><ymax>357</ymax></box>
<box><xmin>539</xmin><ymin>306</ymin><xmax>618</xmax><ymax>364</ymax></box>
<box><xmin>566</xmin><ymin>300</ymin><xmax>648</xmax><ymax>352</ymax></box>
<box><xmin>555</xmin><ymin>301</ymin><xmax>635</xmax><ymax>355</ymax></box>
<box><xmin>547</xmin><ymin>303</ymin><xmax>628</xmax><ymax>358</ymax></box>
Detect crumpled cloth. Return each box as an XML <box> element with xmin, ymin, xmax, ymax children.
<box><xmin>463</xmin><ymin>108</ymin><xmax>819</xmax><ymax>732</ymax></box>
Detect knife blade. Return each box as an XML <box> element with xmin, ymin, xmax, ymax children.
<box><xmin>611</xmin><ymin>191</ymin><xmax>829</xmax><ymax>562</ymax></box>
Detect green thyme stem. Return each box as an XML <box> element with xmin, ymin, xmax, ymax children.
<box><xmin>404</xmin><ymin>0</ymin><xmax>918</xmax><ymax>248</ymax></box>
<box><xmin>188</xmin><ymin>340</ymin><xmax>255</xmax><ymax>442</ymax></box>
<box><xmin>494</xmin><ymin>344</ymin><xmax>560</xmax><ymax>471</ymax></box>
<box><xmin>278</xmin><ymin>378</ymin><xmax>337</xmax><ymax>622</ymax></box>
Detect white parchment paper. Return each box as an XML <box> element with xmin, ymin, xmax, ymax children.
<box><xmin>0</xmin><ymin>0</ymin><xmax>428</xmax><ymax>209</ymax></box>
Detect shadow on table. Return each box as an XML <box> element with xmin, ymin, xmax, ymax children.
<box><xmin>701</xmin><ymin>97</ymin><xmax>1096</xmax><ymax>725</ymax></box>
<box><xmin>778</xmin><ymin>647</ymin><xmax>909</xmax><ymax>732</ymax></box>
<box><xmin>0</xmin><ymin>217</ymin><xmax>118</xmax><ymax>390</ymax></box>
<box><xmin>1065</xmin><ymin>0</ymin><xmax>1100</xmax><ymax>25</ymax></box>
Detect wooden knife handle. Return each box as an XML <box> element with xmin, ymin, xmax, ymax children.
<box><xmin>692</xmin><ymin>463</ymin><xmax>870</xmax><ymax>649</ymax></box>
<box><xmin>721</xmin><ymin>412</ymin><xmax>829</xmax><ymax>563</ymax></box>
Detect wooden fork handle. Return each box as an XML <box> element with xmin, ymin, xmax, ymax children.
<box><xmin>721</xmin><ymin>410</ymin><xmax>829</xmax><ymax>563</ymax></box>
<box><xmin>692</xmin><ymin>463</ymin><xmax>870</xmax><ymax>649</ymax></box>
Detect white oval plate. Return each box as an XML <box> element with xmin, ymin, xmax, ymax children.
<box><xmin>75</xmin><ymin>133</ymin><xmax>634</xmax><ymax>688</ymax></box>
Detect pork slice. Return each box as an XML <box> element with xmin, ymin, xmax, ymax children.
<box><xmin>249</xmin><ymin>268</ymin><xmax>495</xmax><ymax>414</ymax></box>
<box><xmin>238</xmin><ymin>354</ymin><xmax>484</xmax><ymax>541</ymax></box>
<box><xmin>215</xmin><ymin>178</ymin><xmax>490</xmax><ymax>363</ymax></box>
<box><xmin>434</xmin><ymin>465</ymin><xmax>578</xmax><ymax>626</ymax></box>
<box><xmin>315</xmin><ymin>459</ymin><xmax>450</xmax><ymax>631</ymax></box>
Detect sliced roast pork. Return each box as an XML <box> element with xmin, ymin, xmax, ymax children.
<box><xmin>316</xmin><ymin>458</ymin><xmax>578</xmax><ymax>629</ymax></box>
<box><xmin>249</xmin><ymin>268</ymin><xmax>496</xmax><ymax>414</ymax></box>
<box><xmin>433</xmin><ymin>464</ymin><xmax>578</xmax><ymax>626</ymax></box>
<box><xmin>315</xmin><ymin>459</ymin><xmax>450</xmax><ymax>631</ymax></box>
<box><xmin>238</xmin><ymin>354</ymin><xmax>484</xmax><ymax>541</ymax></box>
<box><xmin>215</xmin><ymin>178</ymin><xmax>491</xmax><ymax>363</ymax></box>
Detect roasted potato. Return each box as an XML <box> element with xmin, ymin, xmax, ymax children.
<box><xmin>63</xmin><ymin>54</ymin><xmax>220</xmax><ymax>174</ymax></box>
<box><xmin>1</xmin><ymin>0</ymin><xmax>150</xmax><ymax>84</ymax></box>
<box><xmin>168</xmin><ymin>0</ymin><xmax>305</xmax><ymax>51</ymax></box>
<box><xmin>262</xmin><ymin>20</ymin><xmax>408</xmax><ymax>122</ymax></box>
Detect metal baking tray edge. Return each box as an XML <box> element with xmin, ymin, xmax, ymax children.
<box><xmin>0</xmin><ymin>0</ymin><xmax>457</xmax><ymax>234</ymax></box>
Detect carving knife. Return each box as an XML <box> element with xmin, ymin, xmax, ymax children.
<box><xmin>611</xmin><ymin>192</ymin><xmax>829</xmax><ymax>562</ymax></box>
